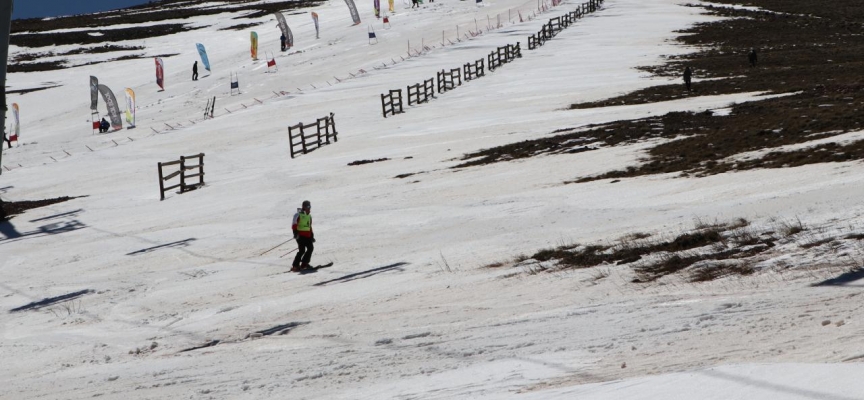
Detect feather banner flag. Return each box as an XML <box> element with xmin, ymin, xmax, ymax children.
<box><xmin>98</xmin><ymin>84</ymin><xmax>123</xmax><ymax>131</ymax></box>
<box><xmin>155</xmin><ymin>58</ymin><xmax>164</xmax><ymax>90</ymax></box>
<box><xmin>374</xmin><ymin>0</ymin><xmax>380</xmax><ymax>18</ymax></box>
<box><xmin>274</xmin><ymin>12</ymin><xmax>294</xmax><ymax>48</ymax></box>
<box><xmin>344</xmin><ymin>0</ymin><xmax>361</xmax><ymax>25</ymax></box>
<box><xmin>196</xmin><ymin>43</ymin><xmax>211</xmax><ymax>71</ymax></box>
<box><xmin>89</xmin><ymin>76</ymin><xmax>99</xmax><ymax>110</ymax></box>
<box><xmin>389</xmin><ymin>0</ymin><xmax>395</xmax><ymax>13</ymax></box>
<box><xmin>10</xmin><ymin>103</ymin><xmax>19</xmax><ymax>141</ymax></box>
<box><xmin>311</xmin><ymin>12</ymin><xmax>320</xmax><ymax>39</ymax></box>
<box><xmin>251</xmin><ymin>31</ymin><xmax>259</xmax><ymax>60</ymax></box>
<box><xmin>124</xmin><ymin>88</ymin><xmax>136</xmax><ymax>128</ymax></box>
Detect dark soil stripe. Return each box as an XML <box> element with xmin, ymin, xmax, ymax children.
<box><xmin>179</xmin><ymin>340</ymin><xmax>220</xmax><ymax>353</ymax></box>
<box><xmin>254</xmin><ymin>322</ymin><xmax>309</xmax><ymax>336</ymax></box>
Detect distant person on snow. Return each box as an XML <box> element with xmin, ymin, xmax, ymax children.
<box><xmin>683</xmin><ymin>66</ymin><xmax>693</xmax><ymax>92</ymax></box>
<box><xmin>280</xmin><ymin>34</ymin><xmax>287</xmax><ymax>51</ymax></box>
<box><xmin>291</xmin><ymin>200</ymin><xmax>315</xmax><ymax>272</ymax></box>
<box><xmin>748</xmin><ymin>48</ymin><xmax>758</xmax><ymax>68</ymax></box>
<box><xmin>192</xmin><ymin>61</ymin><xmax>198</xmax><ymax>81</ymax></box>
<box><xmin>99</xmin><ymin>118</ymin><xmax>110</xmax><ymax>133</ymax></box>
<box><xmin>412</xmin><ymin>0</ymin><xmax>419</xmax><ymax>8</ymax></box>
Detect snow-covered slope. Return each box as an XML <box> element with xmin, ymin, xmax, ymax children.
<box><xmin>3</xmin><ymin>0</ymin><xmax>864</xmax><ymax>399</ymax></box>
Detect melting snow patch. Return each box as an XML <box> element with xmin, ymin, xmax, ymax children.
<box><xmin>711</xmin><ymin>107</ymin><xmax>732</xmax><ymax>116</ymax></box>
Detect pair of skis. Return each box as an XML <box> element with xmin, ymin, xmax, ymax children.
<box><xmin>261</xmin><ymin>239</ymin><xmax>333</xmax><ymax>274</ymax></box>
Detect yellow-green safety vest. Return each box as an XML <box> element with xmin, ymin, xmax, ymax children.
<box><xmin>296</xmin><ymin>213</ymin><xmax>312</xmax><ymax>232</ymax></box>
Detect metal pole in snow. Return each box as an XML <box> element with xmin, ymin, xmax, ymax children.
<box><xmin>0</xmin><ymin>0</ymin><xmax>12</xmax><ymax>175</ymax></box>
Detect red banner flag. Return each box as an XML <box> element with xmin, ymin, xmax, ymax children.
<box><xmin>155</xmin><ymin>58</ymin><xmax>165</xmax><ymax>90</ymax></box>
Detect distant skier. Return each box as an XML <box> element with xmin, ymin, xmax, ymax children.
<box><xmin>412</xmin><ymin>0</ymin><xmax>419</xmax><ymax>8</ymax></box>
<box><xmin>291</xmin><ymin>200</ymin><xmax>315</xmax><ymax>272</ymax></box>
<box><xmin>99</xmin><ymin>118</ymin><xmax>110</xmax><ymax>133</ymax></box>
<box><xmin>748</xmin><ymin>48</ymin><xmax>758</xmax><ymax>68</ymax></box>
<box><xmin>683</xmin><ymin>66</ymin><xmax>692</xmax><ymax>92</ymax></box>
<box><xmin>192</xmin><ymin>61</ymin><xmax>198</xmax><ymax>81</ymax></box>
<box><xmin>280</xmin><ymin>34</ymin><xmax>287</xmax><ymax>52</ymax></box>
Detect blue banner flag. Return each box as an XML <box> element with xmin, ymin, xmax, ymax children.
<box><xmin>196</xmin><ymin>43</ymin><xmax>211</xmax><ymax>71</ymax></box>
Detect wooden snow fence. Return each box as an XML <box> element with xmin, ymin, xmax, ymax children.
<box><xmin>549</xmin><ymin>17</ymin><xmax>563</xmax><ymax>35</ymax></box>
<box><xmin>528</xmin><ymin>0</ymin><xmax>604</xmax><ymax>51</ymax></box>
<box><xmin>407</xmin><ymin>78</ymin><xmax>435</xmax><ymax>106</ymax></box>
<box><xmin>158</xmin><ymin>153</ymin><xmax>205</xmax><ymax>201</ymax></box>
<box><xmin>463</xmin><ymin>58</ymin><xmax>486</xmax><ymax>81</ymax></box>
<box><xmin>528</xmin><ymin>33</ymin><xmax>544</xmax><ymax>50</ymax></box>
<box><xmin>488</xmin><ymin>50</ymin><xmax>503</xmax><ymax>71</ymax></box>
<box><xmin>437</xmin><ymin>68</ymin><xmax>463</xmax><ymax>94</ymax></box>
<box><xmin>489</xmin><ymin>43</ymin><xmax>521</xmax><ymax>71</ymax></box>
<box><xmin>288</xmin><ymin>113</ymin><xmax>339</xmax><ymax>158</ymax></box>
<box><xmin>381</xmin><ymin>89</ymin><xmax>404</xmax><ymax>118</ymax></box>
<box><xmin>504</xmin><ymin>43</ymin><xmax>521</xmax><ymax>61</ymax></box>
<box><xmin>379</xmin><ymin>41</ymin><xmax>522</xmax><ymax>117</ymax></box>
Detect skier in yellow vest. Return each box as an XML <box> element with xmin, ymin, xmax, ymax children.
<box><xmin>291</xmin><ymin>200</ymin><xmax>314</xmax><ymax>272</ymax></box>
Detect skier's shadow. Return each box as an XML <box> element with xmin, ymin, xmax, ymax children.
<box><xmin>126</xmin><ymin>238</ymin><xmax>197</xmax><ymax>256</ymax></box>
<box><xmin>313</xmin><ymin>262</ymin><xmax>408</xmax><ymax>287</ymax></box>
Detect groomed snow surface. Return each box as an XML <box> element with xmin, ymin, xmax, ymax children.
<box><xmin>3</xmin><ymin>0</ymin><xmax>864</xmax><ymax>398</ymax></box>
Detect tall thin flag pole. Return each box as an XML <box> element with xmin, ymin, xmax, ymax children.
<box><xmin>0</xmin><ymin>0</ymin><xmax>14</xmax><ymax>175</ymax></box>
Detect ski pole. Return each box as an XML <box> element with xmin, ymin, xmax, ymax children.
<box><xmin>279</xmin><ymin>248</ymin><xmax>299</xmax><ymax>258</ymax></box>
<box><xmin>260</xmin><ymin>239</ymin><xmax>293</xmax><ymax>256</ymax></box>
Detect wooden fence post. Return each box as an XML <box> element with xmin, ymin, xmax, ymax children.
<box><xmin>158</xmin><ymin>162</ymin><xmax>165</xmax><ymax>201</ymax></box>
<box><xmin>330</xmin><ymin>113</ymin><xmax>338</xmax><ymax>142</ymax></box>
<box><xmin>179</xmin><ymin>156</ymin><xmax>186</xmax><ymax>194</ymax></box>
<box><xmin>197</xmin><ymin>154</ymin><xmax>205</xmax><ymax>187</ymax></box>
<box><xmin>289</xmin><ymin>126</ymin><xmax>295</xmax><ymax>159</ymax></box>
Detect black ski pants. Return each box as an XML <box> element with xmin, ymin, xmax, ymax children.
<box><xmin>293</xmin><ymin>236</ymin><xmax>314</xmax><ymax>267</ymax></box>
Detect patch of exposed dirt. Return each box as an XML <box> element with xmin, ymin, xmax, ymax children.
<box><xmin>11</xmin><ymin>0</ymin><xmax>322</xmax><ymax>34</ymax></box>
<box><xmin>517</xmin><ymin>218</ymin><xmax>802</xmax><ymax>283</ymax></box>
<box><xmin>455</xmin><ymin>138</ymin><xmax>597</xmax><ymax>168</ymax></box>
<box><xmin>219</xmin><ymin>22</ymin><xmax>265</xmax><ymax>31</ymax></box>
<box><xmin>394</xmin><ymin>171</ymin><xmax>425</xmax><ymax>179</ymax></box>
<box><xmin>7</xmin><ymin>61</ymin><xmax>68</xmax><ymax>73</ymax></box>
<box><xmin>63</xmin><ymin>44</ymin><xmax>146</xmax><ymax>56</ymax></box>
<box><xmin>7</xmin><ymin>85</ymin><xmax>62</xmax><ymax>95</ymax></box>
<box><xmin>10</xmin><ymin>53</ymin><xmax>180</xmax><ymax>73</ymax></box>
<box><xmin>9</xmin><ymin>45</ymin><xmax>148</xmax><ymax>72</ymax></box>
<box><xmin>456</xmin><ymin>0</ymin><xmax>864</xmax><ymax>181</ymax></box>
<box><xmin>11</xmin><ymin>24</ymin><xmax>205</xmax><ymax>48</ymax></box>
<box><xmin>348</xmin><ymin>158</ymin><xmax>390</xmax><ymax>166</ymax></box>
<box><xmin>572</xmin><ymin>4</ymin><xmax>864</xmax><ymax>108</ymax></box>
<box><xmin>9</xmin><ymin>0</ymin><xmax>321</xmax><ymax>72</ymax></box>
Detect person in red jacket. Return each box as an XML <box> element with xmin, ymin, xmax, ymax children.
<box><xmin>291</xmin><ymin>200</ymin><xmax>314</xmax><ymax>272</ymax></box>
